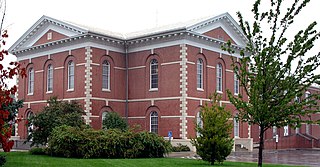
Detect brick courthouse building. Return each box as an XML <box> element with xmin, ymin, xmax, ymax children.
<box><xmin>9</xmin><ymin>13</ymin><xmax>320</xmax><ymax>150</ymax></box>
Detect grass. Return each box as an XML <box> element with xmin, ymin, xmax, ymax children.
<box><xmin>0</xmin><ymin>152</ymin><xmax>305</xmax><ymax>167</ymax></box>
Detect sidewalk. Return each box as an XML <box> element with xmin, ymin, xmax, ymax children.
<box><xmin>168</xmin><ymin>149</ymin><xmax>320</xmax><ymax>167</ymax></box>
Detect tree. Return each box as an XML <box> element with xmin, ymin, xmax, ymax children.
<box><xmin>0</xmin><ymin>0</ymin><xmax>26</xmax><ymax>152</ymax></box>
<box><xmin>191</xmin><ymin>93</ymin><xmax>233</xmax><ymax>165</ymax></box>
<box><xmin>102</xmin><ymin>112</ymin><xmax>128</xmax><ymax>131</ymax></box>
<box><xmin>27</xmin><ymin>97</ymin><xmax>85</xmax><ymax>146</ymax></box>
<box><xmin>223</xmin><ymin>0</ymin><xmax>320</xmax><ymax>166</ymax></box>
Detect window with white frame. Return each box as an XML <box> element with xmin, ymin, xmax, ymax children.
<box><xmin>216</xmin><ymin>63</ymin><xmax>223</xmax><ymax>92</ymax></box>
<box><xmin>102</xmin><ymin>60</ymin><xmax>110</xmax><ymax>90</ymax></box>
<box><xmin>234</xmin><ymin>117</ymin><xmax>239</xmax><ymax>138</ymax></box>
<box><xmin>47</xmin><ymin>64</ymin><xmax>53</xmax><ymax>92</ymax></box>
<box><xmin>196</xmin><ymin>112</ymin><xmax>203</xmax><ymax>137</ymax></box>
<box><xmin>272</xmin><ymin>126</ymin><xmax>277</xmax><ymax>137</ymax></box>
<box><xmin>234</xmin><ymin>72</ymin><xmax>239</xmax><ymax>95</ymax></box>
<box><xmin>295</xmin><ymin>96</ymin><xmax>301</xmax><ymax>103</ymax></box>
<box><xmin>28</xmin><ymin>68</ymin><xmax>34</xmax><ymax>94</ymax></box>
<box><xmin>150</xmin><ymin>59</ymin><xmax>158</xmax><ymax>90</ymax></box>
<box><xmin>101</xmin><ymin>112</ymin><xmax>108</xmax><ymax>128</ymax></box>
<box><xmin>27</xmin><ymin>111</ymin><xmax>34</xmax><ymax>140</ymax></box>
<box><xmin>197</xmin><ymin>59</ymin><xmax>203</xmax><ymax>90</ymax></box>
<box><xmin>284</xmin><ymin>125</ymin><xmax>289</xmax><ymax>136</ymax></box>
<box><xmin>150</xmin><ymin>111</ymin><xmax>158</xmax><ymax>134</ymax></box>
<box><xmin>68</xmin><ymin>61</ymin><xmax>74</xmax><ymax>90</ymax></box>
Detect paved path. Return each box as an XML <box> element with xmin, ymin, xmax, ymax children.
<box><xmin>168</xmin><ymin>149</ymin><xmax>320</xmax><ymax>167</ymax></box>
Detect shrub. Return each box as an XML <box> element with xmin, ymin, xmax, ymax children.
<box><xmin>29</xmin><ymin>147</ymin><xmax>46</xmax><ymax>155</ymax></box>
<box><xmin>172</xmin><ymin>143</ymin><xmax>190</xmax><ymax>152</ymax></box>
<box><xmin>102</xmin><ymin>112</ymin><xmax>128</xmax><ymax>131</ymax></box>
<box><xmin>27</xmin><ymin>97</ymin><xmax>85</xmax><ymax>147</ymax></box>
<box><xmin>0</xmin><ymin>155</ymin><xmax>6</xmax><ymax>166</ymax></box>
<box><xmin>48</xmin><ymin>125</ymin><xmax>171</xmax><ymax>159</ymax></box>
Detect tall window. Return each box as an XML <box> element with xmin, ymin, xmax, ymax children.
<box><xmin>27</xmin><ymin>111</ymin><xmax>34</xmax><ymax>140</ymax></box>
<box><xmin>216</xmin><ymin>63</ymin><xmax>223</xmax><ymax>92</ymax></box>
<box><xmin>284</xmin><ymin>125</ymin><xmax>289</xmax><ymax>136</ymax></box>
<box><xmin>68</xmin><ymin>61</ymin><xmax>74</xmax><ymax>90</ymax></box>
<box><xmin>272</xmin><ymin>126</ymin><xmax>277</xmax><ymax>137</ymax></box>
<box><xmin>47</xmin><ymin>64</ymin><xmax>53</xmax><ymax>92</ymax></box>
<box><xmin>28</xmin><ymin>68</ymin><xmax>34</xmax><ymax>94</ymax></box>
<box><xmin>196</xmin><ymin>112</ymin><xmax>203</xmax><ymax>137</ymax></box>
<box><xmin>197</xmin><ymin>59</ymin><xmax>203</xmax><ymax>89</ymax></box>
<box><xmin>150</xmin><ymin>59</ymin><xmax>158</xmax><ymax>90</ymax></box>
<box><xmin>150</xmin><ymin>111</ymin><xmax>158</xmax><ymax>134</ymax></box>
<box><xmin>234</xmin><ymin>117</ymin><xmax>239</xmax><ymax>138</ymax></box>
<box><xmin>102</xmin><ymin>60</ymin><xmax>110</xmax><ymax>90</ymax></box>
<box><xmin>101</xmin><ymin>112</ymin><xmax>108</xmax><ymax>128</ymax></box>
<box><xmin>234</xmin><ymin>72</ymin><xmax>239</xmax><ymax>95</ymax></box>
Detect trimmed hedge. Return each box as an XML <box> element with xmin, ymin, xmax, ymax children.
<box><xmin>47</xmin><ymin>125</ymin><xmax>171</xmax><ymax>158</ymax></box>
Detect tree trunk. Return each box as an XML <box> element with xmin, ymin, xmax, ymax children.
<box><xmin>258</xmin><ymin>126</ymin><xmax>265</xmax><ymax>167</ymax></box>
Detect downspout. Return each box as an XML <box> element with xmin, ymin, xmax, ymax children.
<box><xmin>125</xmin><ymin>42</ymin><xmax>129</xmax><ymax>123</ymax></box>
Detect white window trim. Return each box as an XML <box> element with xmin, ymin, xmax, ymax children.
<box><xmin>67</xmin><ymin>89</ymin><xmax>74</xmax><ymax>92</ymax></box>
<box><xmin>67</xmin><ymin>61</ymin><xmax>74</xmax><ymax>90</ymax></box>
<box><xmin>197</xmin><ymin>59</ymin><xmax>203</xmax><ymax>90</ymax></box>
<box><xmin>150</xmin><ymin>59</ymin><xmax>158</xmax><ymax>90</ymax></box>
<box><xmin>234</xmin><ymin>72</ymin><xmax>239</xmax><ymax>95</ymax></box>
<box><xmin>149</xmin><ymin>88</ymin><xmax>158</xmax><ymax>92</ymax></box>
<box><xmin>47</xmin><ymin>65</ymin><xmax>53</xmax><ymax>92</ymax></box>
<box><xmin>216</xmin><ymin>63</ymin><xmax>223</xmax><ymax>92</ymax></box>
<box><xmin>102</xmin><ymin>88</ymin><xmax>111</xmax><ymax>92</ymax></box>
<box><xmin>46</xmin><ymin>91</ymin><xmax>53</xmax><ymax>94</ymax></box>
<box><xmin>102</xmin><ymin>61</ymin><xmax>110</xmax><ymax>90</ymax></box>
<box><xmin>28</xmin><ymin>68</ymin><xmax>34</xmax><ymax>95</ymax></box>
<box><xmin>197</xmin><ymin>88</ymin><xmax>204</xmax><ymax>91</ymax></box>
<box><xmin>284</xmin><ymin>125</ymin><xmax>289</xmax><ymax>136</ymax></box>
<box><xmin>150</xmin><ymin>111</ymin><xmax>158</xmax><ymax>133</ymax></box>
<box><xmin>234</xmin><ymin>118</ymin><xmax>239</xmax><ymax>138</ymax></box>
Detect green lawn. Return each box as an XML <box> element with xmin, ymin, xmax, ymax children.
<box><xmin>0</xmin><ymin>152</ymin><xmax>305</xmax><ymax>167</ymax></box>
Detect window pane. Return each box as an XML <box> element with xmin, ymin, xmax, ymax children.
<box><xmin>197</xmin><ymin>59</ymin><xmax>203</xmax><ymax>89</ymax></box>
<box><xmin>216</xmin><ymin>64</ymin><xmax>222</xmax><ymax>92</ymax></box>
<box><xmin>28</xmin><ymin>68</ymin><xmax>34</xmax><ymax>94</ymax></box>
<box><xmin>102</xmin><ymin>61</ymin><xmax>110</xmax><ymax>89</ymax></box>
<box><xmin>150</xmin><ymin>111</ymin><xmax>158</xmax><ymax>134</ymax></box>
<box><xmin>150</xmin><ymin>59</ymin><xmax>158</xmax><ymax>89</ymax></box>
<box><xmin>68</xmin><ymin>61</ymin><xmax>74</xmax><ymax>90</ymax></box>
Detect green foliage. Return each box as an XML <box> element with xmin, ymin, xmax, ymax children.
<box><xmin>222</xmin><ymin>0</ymin><xmax>320</xmax><ymax>166</ymax></box>
<box><xmin>171</xmin><ymin>143</ymin><xmax>190</xmax><ymax>152</ymax></box>
<box><xmin>27</xmin><ymin>97</ymin><xmax>85</xmax><ymax>147</ymax></box>
<box><xmin>0</xmin><ymin>155</ymin><xmax>5</xmax><ymax>166</ymax></box>
<box><xmin>2</xmin><ymin>99</ymin><xmax>24</xmax><ymax>122</ymax></box>
<box><xmin>191</xmin><ymin>93</ymin><xmax>233</xmax><ymax>165</ymax></box>
<box><xmin>102</xmin><ymin>112</ymin><xmax>128</xmax><ymax>131</ymax></box>
<box><xmin>29</xmin><ymin>147</ymin><xmax>46</xmax><ymax>155</ymax></box>
<box><xmin>47</xmin><ymin>125</ymin><xmax>171</xmax><ymax>159</ymax></box>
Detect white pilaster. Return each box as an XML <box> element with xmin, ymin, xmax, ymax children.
<box><xmin>179</xmin><ymin>44</ymin><xmax>188</xmax><ymax>139</ymax></box>
<box><xmin>84</xmin><ymin>46</ymin><xmax>93</xmax><ymax>124</ymax></box>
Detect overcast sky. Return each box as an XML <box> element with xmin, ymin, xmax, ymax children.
<box><xmin>2</xmin><ymin>0</ymin><xmax>320</xmax><ymax>64</ymax></box>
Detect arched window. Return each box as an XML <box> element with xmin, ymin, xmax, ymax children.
<box><xmin>102</xmin><ymin>61</ymin><xmax>110</xmax><ymax>90</ymax></box>
<box><xmin>197</xmin><ymin>59</ymin><xmax>203</xmax><ymax>90</ymax></box>
<box><xmin>150</xmin><ymin>59</ymin><xmax>158</xmax><ymax>90</ymax></box>
<box><xmin>28</xmin><ymin>68</ymin><xmax>34</xmax><ymax>94</ymax></box>
<box><xmin>234</xmin><ymin>72</ymin><xmax>239</xmax><ymax>95</ymax></box>
<box><xmin>196</xmin><ymin>112</ymin><xmax>203</xmax><ymax>137</ymax></box>
<box><xmin>47</xmin><ymin>64</ymin><xmax>53</xmax><ymax>92</ymax></box>
<box><xmin>234</xmin><ymin>117</ymin><xmax>239</xmax><ymax>138</ymax></box>
<box><xmin>101</xmin><ymin>112</ymin><xmax>108</xmax><ymax>128</ymax></box>
<box><xmin>26</xmin><ymin>111</ymin><xmax>34</xmax><ymax>139</ymax></box>
<box><xmin>150</xmin><ymin>111</ymin><xmax>158</xmax><ymax>134</ymax></box>
<box><xmin>216</xmin><ymin>63</ymin><xmax>223</xmax><ymax>92</ymax></box>
<box><xmin>68</xmin><ymin>61</ymin><xmax>74</xmax><ymax>90</ymax></box>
